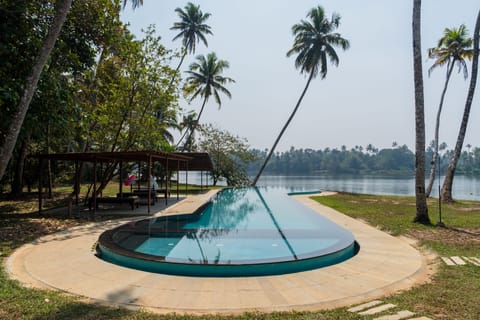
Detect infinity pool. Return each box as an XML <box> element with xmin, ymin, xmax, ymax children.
<box><xmin>97</xmin><ymin>187</ymin><xmax>357</xmax><ymax>276</ymax></box>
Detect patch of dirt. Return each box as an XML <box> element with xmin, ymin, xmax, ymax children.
<box><xmin>409</xmin><ymin>227</ymin><xmax>480</xmax><ymax>245</ymax></box>
<box><xmin>0</xmin><ymin>216</ymin><xmax>84</xmax><ymax>250</ymax></box>
<box><xmin>455</xmin><ymin>207</ymin><xmax>480</xmax><ymax>212</ymax></box>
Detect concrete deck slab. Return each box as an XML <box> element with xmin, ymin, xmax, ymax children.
<box><xmin>5</xmin><ymin>191</ymin><xmax>432</xmax><ymax>315</ymax></box>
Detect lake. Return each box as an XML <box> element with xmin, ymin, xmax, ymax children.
<box><xmin>178</xmin><ymin>173</ymin><xmax>480</xmax><ymax>201</ymax></box>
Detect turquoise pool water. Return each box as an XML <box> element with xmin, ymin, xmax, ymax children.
<box><xmin>98</xmin><ymin>187</ymin><xmax>357</xmax><ymax>276</ymax></box>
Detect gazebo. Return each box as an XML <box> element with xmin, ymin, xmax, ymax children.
<box><xmin>33</xmin><ymin>151</ymin><xmax>213</xmax><ymax>215</ymax></box>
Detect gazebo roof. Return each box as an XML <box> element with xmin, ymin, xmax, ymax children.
<box><xmin>171</xmin><ymin>152</ymin><xmax>214</xmax><ymax>171</ymax></box>
<box><xmin>33</xmin><ymin>151</ymin><xmax>213</xmax><ymax>171</ymax></box>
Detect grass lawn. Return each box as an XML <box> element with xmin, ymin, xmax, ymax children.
<box><xmin>1</xmin><ymin>191</ymin><xmax>479</xmax><ymax>319</ymax></box>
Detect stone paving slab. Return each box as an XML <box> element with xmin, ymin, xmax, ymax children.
<box><xmin>441</xmin><ymin>257</ymin><xmax>456</xmax><ymax>266</ymax></box>
<box><xmin>374</xmin><ymin>310</ymin><xmax>415</xmax><ymax>320</ymax></box>
<box><xmin>5</xmin><ymin>192</ymin><xmax>432</xmax><ymax>315</ymax></box>
<box><xmin>358</xmin><ymin>303</ymin><xmax>396</xmax><ymax>315</ymax></box>
<box><xmin>450</xmin><ymin>256</ymin><xmax>466</xmax><ymax>265</ymax></box>
<box><xmin>348</xmin><ymin>300</ymin><xmax>384</xmax><ymax>312</ymax></box>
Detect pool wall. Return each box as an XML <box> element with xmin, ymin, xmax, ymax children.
<box><xmin>97</xmin><ymin>241</ymin><xmax>358</xmax><ymax>277</ymax></box>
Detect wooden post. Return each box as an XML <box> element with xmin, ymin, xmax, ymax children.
<box><xmin>38</xmin><ymin>158</ymin><xmax>43</xmax><ymax>214</ymax></box>
<box><xmin>74</xmin><ymin>160</ymin><xmax>79</xmax><ymax>205</ymax></box>
<box><xmin>147</xmin><ymin>155</ymin><xmax>152</xmax><ymax>215</ymax></box>
<box><xmin>92</xmin><ymin>158</ymin><xmax>97</xmax><ymax>219</ymax></box>
<box><xmin>186</xmin><ymin>162</ymin><xmax>189</xmax><ymax>196</ymax></box>
<box><xmin>165</xmin><ymin>157</ymin><xmax>169</xmax><ymax>206</ymax></box>
<box><xmin>119</xmin><ymin>161</ymin><xmax>123</xmax><ymax>197</ymax></box>
<box><xmin>176</xmin><ymin>159</ymin><xmax>180</xmax><ymax>200</ymax></box>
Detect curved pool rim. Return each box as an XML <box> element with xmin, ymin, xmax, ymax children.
<box><xmin>97</xmin><ymin>188</ymin><xmax>358</xmax><ymax>277</ymax></box>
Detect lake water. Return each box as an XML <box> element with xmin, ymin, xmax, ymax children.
<box><xmin>178</xmin><ymin>173</ymin><xmax>480</xmax><ymax>201</ymax></box>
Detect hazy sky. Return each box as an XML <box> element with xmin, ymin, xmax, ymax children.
<box><xmin>121</xmin><ymin>1</ymin><xmax>480</xmax><ymax>152</ymax></box>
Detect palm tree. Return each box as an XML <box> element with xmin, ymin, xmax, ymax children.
<box><xmin>251</xmin><ymin>6</ymin><xmax>349</xmax><ymax>186</ymax></box>
<box><xmin>441</xmin><ymin>9</ymin><xmax>480</xmax><ymax>203</ymax></box>
<box><xmin>425</xmin><ymin>25</ymin><xmax>473</xmax><ymax>197</ymax></box>
<box><xmin>170</xmin><ymin>2</ymin><xmax>212</xmax><ymax>77</ymax></box>
<box><xmin>178</xmin><ymin>52</ymin><xmax>235</xmax><ymax>151</ymax></box>
<box><xmin>123</xmin><ymin>0</ymin><xmax>143</xmax><ymax>9</ymax></box>
<box><xmin>412</xmin><ymin>0</ymin><xmax>430</xmax><ymax>224</ymax></box>
<box><xmin>179</xmin><ymin>111</ymin><xmax>198</xmax><ymax>151</ymax></box>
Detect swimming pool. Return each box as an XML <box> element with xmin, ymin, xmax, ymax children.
<box><xmin>97</xmin><ymin>187</ymin><xmax>357</xmax><ymax>276</ymax></box>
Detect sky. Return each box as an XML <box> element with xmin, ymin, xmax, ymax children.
<box><xmin>121</xmin><ymin>0</ymin><xmax>480</xmax><ymax>152</ymax></box>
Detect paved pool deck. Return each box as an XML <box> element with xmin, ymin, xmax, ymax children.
<box><xmin>5</xmin><ymin>191</ymin><xmax>434</xmax><ymax>315</ymax></box>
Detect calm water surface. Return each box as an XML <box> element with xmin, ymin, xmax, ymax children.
<box><xmin>256</xmin><ymin>175</ymin><xmax>480</xmax><ymax>201</ymax></box>
<box><xmin>179</xmin><ymin>173</ymin><xmax>480</xmax><ymax>201</ymax></box>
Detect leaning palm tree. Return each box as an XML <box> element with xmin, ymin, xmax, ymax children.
<box><xmin>441</xmin><ymin>9</ymin><xmax>480</xmax><ymax>203</ymax></box>
<box><xmin>177</xmin><ymin>52</ymin><xmax>235</xmax><ymax>151</ymax></box>
<box><xmin>412</xmin><ymin>0</ymin><xmax>430</xmax><ymax>224</ymax></box>
<box><xmin>251</xmin><ymin>6</ymin><xmax>349</xmax><ymax>186</ymax></box>
<box><xmin>170</xmin><ymin>2</ymin><xmax>212</xmax><ymax>77</ymax></box>
<box><xmin>425</xmin><ymin>25</ymin><xmax>473</xmax><ymax>197</ymax></box>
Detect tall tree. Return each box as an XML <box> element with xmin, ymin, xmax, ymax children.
<box><xmin>426</xmin><ymin>25</ymin><xmax>473</xmax><ymax>197</ymax></box>
<box><xmin>0</xmin><ymin>0</ymin><xmax>143</xmax><ymax>182</ymax></box>
<box><xmin>251</xmin><ymin>6</ymin><xmax>349</xmax><ymax>186</ymax></box>
<box><xmin>178</xmin><ymin>52</ymin><xmax>235</xmax><ymax>151</ymax></box>
<box><xmin>441</xmin><ymin>9</ymin><xmax>480</xmax><ymax>202</ymax></box>
<box><xmin>170</xmin><ymin>2</ymin><xmax>212</xmax><ymax>76</ymax></box>
<box><xmin>412</xmin><ymin>0</ymin><xmax>430</xmax><ymax>224</ymax></box>
<box><xmin>0</xmin><ymin>0</ymin><xmax>72</xmax><ymax>182</ymax></box>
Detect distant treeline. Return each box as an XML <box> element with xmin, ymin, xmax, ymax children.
<box><xmin>248</xmin><ymin>144</ymin><xmax>480</xmax><ymax>176</ymax></box>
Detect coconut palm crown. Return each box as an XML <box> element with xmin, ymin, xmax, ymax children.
<box><xmin>286</xmin><ymin>6</ymin><xmax>350</xmax><ymax>79</ymax></box>
<box><xmin>185</xmin><ymin>52</ymin><xmax>234</xmax><ymax>108</ymax></box>
<box><xmin>428</xmin><ymin>24</ymin><xmax>473</xmax><ymax>79</ymax></box>
<box><xmin>171</xmin><ymin>2</ymin><xmax>213</xmax><ymax>55</ymax></box>
<box><xmin>177</xmin><ymin>52</ymin><xmax>234</xmax><ymax>151</ymax></box>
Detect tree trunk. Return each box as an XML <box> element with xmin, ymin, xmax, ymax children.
<box><xmin>0</xmin><ymin>0</ymin><xmax>72</xmax><ymax>181</ymax></box>
<box><xmin>412</xmin><ymin>0</ymin><xmax>430</xmax><ymax>224</ymax></box>
<box><xmin>426</xmin><ymin>62</ymin><xmax>454</xmax><ymax>197</ymax></box>
<box><xmin>11</xmin><ymin>135</ymin><xmax>30</xmax><ymax>197</ymax></box>
<box><xmin>251</xmin><ymin>71</ymin><xmax>315</xmax><ymax>186</ymax></box>
<box><xmin>168</xmin><ymin>50</ymin><xmax>187</xmax><ymax>91</ymax></box>
<box><xmin>441</xmin><ymin>8</ymin><xmax>480</xmax><ymax>203</ymax></box>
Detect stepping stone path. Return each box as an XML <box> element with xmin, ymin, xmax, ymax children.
<box><xmin>441</xmin><ymin>256</ymin><xmax>480</xmax><ymax>266</ymax></box>
<box><xmin>348</xmin><ymin>300</ymin><xmax>433</xmax><ymax>320</ymax></box>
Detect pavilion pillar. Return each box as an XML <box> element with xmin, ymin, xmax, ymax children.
<box><xmin>186</xmin><ymin>162</ymin><xmax>189</xmax><ymax>196</ymax></box>
<box><xmin>119</xmin><ymin>161</ymin><xmax>123</xmax><ymax>197</ymax></box>
<box><xmin>147</xmin><ymin>155</ymin><xmax>152</xmax><ymax>214</ymax></box>
<box><xmin>38</xmin><ymin>158</ymin><xmax>43</xmax><ymax>214</ymax></box>
<box><xmin>165</xmin><ymin>157</ymin><xmax>169</xmax><ymax>206</ymax></box>
<box><xmin>92</xmin><ymin>158</ymin><xmax>97</xmax><ymax>219</ymax></box>
<box><xmin>176</xmin><ymin>160</ymin><xmax>180</xmax><ymax>200</ymax></box>
<box><xmin>74</xmin><ymin>161</ymin><xmax>79</xmax><ymax>205</ymax></box>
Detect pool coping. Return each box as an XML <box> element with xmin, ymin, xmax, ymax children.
<box><xmin>5</xmin><ymin>190</ymin><xmax>434</xmax><ymax>315</ymax></box>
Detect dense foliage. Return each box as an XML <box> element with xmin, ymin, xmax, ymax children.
<box><xmin>248</xmin><ymin>143</ymin><xmax>480</xmax><ymax>177</ymax></box>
